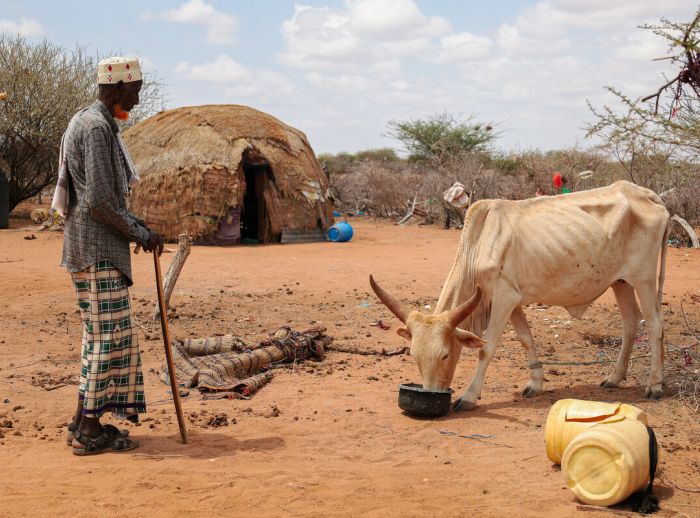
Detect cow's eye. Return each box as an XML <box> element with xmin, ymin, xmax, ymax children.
<box><xmin>442</xmin><ymin>353</ymin><xmax>449</xmax><ymax>360</ymax></box>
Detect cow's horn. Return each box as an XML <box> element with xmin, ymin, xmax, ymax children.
<box><xmin>369</xmin><ymin>275</ymin><xmax>409</xmax><ymax>324</ymax></box>
<box><xmin>449</xmin><ymin>286</ymin><xmax>482</xmax><ymax>328</ymax></box>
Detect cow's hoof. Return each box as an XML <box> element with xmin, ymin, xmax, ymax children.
<box><xmin>521</xmin><ymin>386</ymin><xmax>542</xmax><ymax>398</ymax></box>
<box><xmin>453</xmin><ymin>398</ymin><xmax>477</xmax><ymax>412</ymax></box>
<box><xmin>645</xmin><ymin>387</ymin><xmax>663</xmax><ymax>400</ymax></box>
<box><xmin>600</xmin><ymin>378</ymin><xmax>619</xmax><ymax>389</ymax></box>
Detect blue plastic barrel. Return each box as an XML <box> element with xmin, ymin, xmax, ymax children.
<box><xmin>328</xmin><ymin>222</ymin><xmax>353</xmax><ymax>242</ymax></box>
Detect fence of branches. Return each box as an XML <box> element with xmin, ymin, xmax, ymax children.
<box><xmin>323</xmin><ymin>148</ymin><xmax>700</xmax><ymax>240</ymax></box>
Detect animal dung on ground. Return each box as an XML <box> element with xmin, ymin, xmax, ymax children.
<box><xmin>206</xmin><ymin>413</ymin><xmax>229</xmax><ymax>428</ymax></box>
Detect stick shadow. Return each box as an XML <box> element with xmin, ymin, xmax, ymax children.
<box><xmin>132</xmin><ymin>429</ymin><xmax>285</xmax><ymax>459</ymax></box>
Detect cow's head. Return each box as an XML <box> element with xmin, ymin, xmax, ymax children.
<box><xmin>369</xmin><ymin>276</ymin><xmax>484</xmax><ymax>391</ymax></box>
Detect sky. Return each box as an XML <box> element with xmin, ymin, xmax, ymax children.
<box><xmin>1</xmin><ymin>0</ymin><xmax>698</xmax><ymax>154</ymax></box>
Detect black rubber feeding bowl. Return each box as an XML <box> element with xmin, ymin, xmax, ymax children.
<box><xmin>398</xmin><ymin>383</ymin><xmax>453</xmax><ymax>417</ymax></box>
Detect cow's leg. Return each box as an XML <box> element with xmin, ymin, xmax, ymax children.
<box><xmin>601</xmin><ymin>281</ymin><xmax>639</xmax><ymax>388</ymax></box>
<box><xmin>454</xmin><ymin>289</ymin><xmax>518</xmax><ymax>412</ymax></box>
<box><xmin>510</xmin><ymin>306</ymin><xmax>543</xmax><ymax>397</ymax></box>
<box><xmin>634</xmin><ymin>281</ymin><xmax>665</xmax><ymax>399</ymax></box>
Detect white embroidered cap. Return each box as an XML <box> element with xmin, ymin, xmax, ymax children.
<box><xmin>97</xmin><ymin>57</ymin><xmax>142</xmax><ymax>84</ymax></box>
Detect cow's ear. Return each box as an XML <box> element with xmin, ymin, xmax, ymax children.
<box><xmin>396</xmin><ymin>327</ymin><xmax>412</xmax><ymax>340</ymax></box>
<box><xmin>455</xmin><ymin>328</ymin><xmax>485</xmax><ymax>349</ymax></box>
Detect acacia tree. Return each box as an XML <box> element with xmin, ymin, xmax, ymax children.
<box><xmin>386</xmin><ymin>112</ymin><xmax>496</xmax><ymax>163</ymax></box>
<box><xmin>384</xmin><ymin>113</ymin><xmax>499</xmax><ymax>227</ymax></box>
<box><xmin>587</xmin><ymin>10</ymin><xmax>700</xmax><ymax>227</ymax></box>
<box><xmin>0</xmin><ymin>34</ymin><xmax>166</xmax><ymax>211</ymax></box>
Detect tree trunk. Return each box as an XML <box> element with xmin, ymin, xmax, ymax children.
<box><xmin>153</xmin><ymin>234</ymin><xmax>192</xmax><ymax>320</ymax></box>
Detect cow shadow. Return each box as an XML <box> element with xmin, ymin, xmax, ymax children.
<box><xmin>543</xmin><ymin>382</ymin><xmax>653</xmax><ymax>405</ymax></box>
<box><xmin>439</xmin><ymin>382</ymin><xmax>656</xmax><ymax>425</ymax></box>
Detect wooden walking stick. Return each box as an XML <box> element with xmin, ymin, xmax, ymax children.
<box><xmin>153</xmin><ymin>250</ymin><xmax>188</xmax><ymax>444</ymax></box>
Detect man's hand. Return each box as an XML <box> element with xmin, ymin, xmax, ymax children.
<box><xmin>142</xmin><ymin>229</ymin><xmax>165</xmax><ymax>256</ymax></box>
<box><xmin>133</xmin><ymin>215</ymin><xmax>150</xmax><ymax>231</ymax></box>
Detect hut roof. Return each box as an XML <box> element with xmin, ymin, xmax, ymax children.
<box><xmin>125</xmin><ymin>104</ymin><xmax>333</xmax><ymax>241</ymax></box>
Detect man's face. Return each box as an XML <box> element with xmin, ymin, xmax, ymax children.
<box><xmin>118</xmin><ymin>80</ymin><xmax>142</xmax><ymax>112</ymax></box>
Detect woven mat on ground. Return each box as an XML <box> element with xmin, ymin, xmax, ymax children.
<box><xmin>161</xmin><ymin>327</ymin><xmax>331</xmax><ymax>397</ymax></box>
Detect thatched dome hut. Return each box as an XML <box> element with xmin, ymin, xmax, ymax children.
<box><xmin>125</xmin><ymin>105</ymin><xmax>334</xmax><ymax>244</ymax></box>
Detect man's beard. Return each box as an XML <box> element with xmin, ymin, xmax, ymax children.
<box><xmin>114</xmin><ymin>104</ymin><xmax>129</xmax><ymax>121</ymax></box>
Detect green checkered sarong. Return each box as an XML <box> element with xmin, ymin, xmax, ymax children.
<box><xmin>72</xmin><ymin>261</ymin><xmax>145</xmax><ymax>418</ymax></box>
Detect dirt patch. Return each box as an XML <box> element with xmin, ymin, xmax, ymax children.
<box><xmin>0</xmin><ymin>218</ymin><xmax>699</xmax><ymax>517</ymax></box>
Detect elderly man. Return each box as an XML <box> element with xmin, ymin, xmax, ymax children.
<box><xmin>52</xmin><ymin>57</ymin><xmax>164</xmax><ymax>455</ymax></box>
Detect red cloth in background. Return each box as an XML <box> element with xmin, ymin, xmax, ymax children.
<box><xmin>552</xmin><ymin>172</ymin><xmax>563</xmax><ymax>189</ymax></box>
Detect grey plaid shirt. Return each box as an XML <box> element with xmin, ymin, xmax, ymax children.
<box><xmin>61</xmin><ymin>101</ymin><xmax>149</xmax><ymax>285</ymax></box>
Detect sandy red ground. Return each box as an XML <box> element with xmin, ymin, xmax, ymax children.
<box><xmin>1</xmin><ymin>212</ymin><xmax>699</xmax><ymax>517</ymax></box>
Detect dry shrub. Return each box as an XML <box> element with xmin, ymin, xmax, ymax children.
<box><xmin>330</xmin><ymin>160</ymin><xmax>423</xmax><ymax>217</ymax></box>
<box><xmin>663</xmin><ymin>173</ymin><xmax>700</xmax><ymax>235</ymax></box>
<box><xmin>494</xmin><ymin>147</ymin><xmax>700</xmax><ymax>235</ymax></box>
<box><xmin>328</xmin><ymin>146</ymin><xmax>700</xmax><ymax>236</ymax></box>
<box><xmin>0</xmin><ymin>34</ymin><xmax>167</xmax><ymax>212</ymax></box>
<box><xmin>329</xmin><ymin>149</ymin><xmax>490</xmax><ymax>222</ymax></box>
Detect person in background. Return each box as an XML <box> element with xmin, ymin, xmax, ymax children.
<box><xmin>561</xmin><ymin>175</ymin><xmax>572</xmax><ymax>194</ymax></box>
<box><xmin>552</xmin><ymin>172</ymin><xmax>572</xmax><ymax>194</ymax></box>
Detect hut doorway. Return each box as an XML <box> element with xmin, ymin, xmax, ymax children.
<box><xmin>241</xmin><ymin>159</ymin><xmax>273</xmax><ymax>244</ymax></box>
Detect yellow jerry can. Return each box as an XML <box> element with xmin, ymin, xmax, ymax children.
<box><xmin>562</xmin><ymin>417</ymin><xmax>652</xmax><ymax>507</ymax></box>
<box><xmin>545</xmin><ymin>398</ymin><xmax>648</xmax><ymax>464</ymax></box>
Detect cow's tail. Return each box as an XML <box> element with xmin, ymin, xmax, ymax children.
<box><xmin>657</xmin><ymin>217</ymin><xmax>671</xmax><ymax>305</ymax></box>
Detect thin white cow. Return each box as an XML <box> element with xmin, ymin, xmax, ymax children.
<box><xmin>370</xmin><ymin>181</ymin><xmax>670</xmax><ymax>411</ymax></box>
